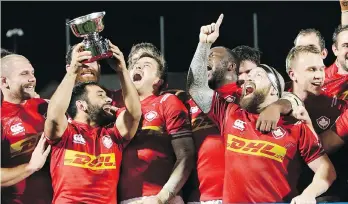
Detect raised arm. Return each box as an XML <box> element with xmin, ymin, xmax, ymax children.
<box><xmin>187</xmin><ymin>14</ymin><xmax>224</xmax><ymax>114</ymax></box>
<box><xmin>108</xmin><ymin>42</ymin><xmax>141</xmax><ymax>140</ymax></box>
<box><xmin>44</xmin><ymin>43</ymin><xmax>91</xmax><ymax>140</ymax></box>
<box><xmin>340</xmin><ymin>0</ymin><xmax>348</xmax><ymax>26</ymax></box>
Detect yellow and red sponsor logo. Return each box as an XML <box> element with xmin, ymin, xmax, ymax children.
<box><xmin>10</xmin><ymin>134</ymin><xmax>40</xmax><ymax>158</ymax></box>
<box><xmin>64</xmin><ymin>150</ymin><xmax>116</xmax><ymax>170</ymax></box>
<box><xmin>226</xmin><ymin>135</ymin><xmax>287</xmax><ymax>162</ymax></box>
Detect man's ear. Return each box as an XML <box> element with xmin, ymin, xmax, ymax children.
<box><xmin>66</xmin><ymin>64</ymin><xmax>70</xmax><ymax>72</ymax></box>
<box><xmin>76</xmin><ymin>100</ymin><xmax>88</xmax><ymax>112</ymax></box>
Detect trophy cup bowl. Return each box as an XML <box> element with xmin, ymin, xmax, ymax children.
<box><xmin>67</xmin><ymin>11</ymin><xmax>113</xmax><ymax>63</ymax></box>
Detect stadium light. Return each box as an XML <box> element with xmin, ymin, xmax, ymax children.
<box><xmin>6</xmin><ymin>28</ymin><xmax>24</xmax><ymax>52</ymax></box>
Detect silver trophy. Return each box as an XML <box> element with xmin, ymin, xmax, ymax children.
<box><xmin>67</xmin><ymin>11</ymin><xmax>112</xmax><ymax>63</ymax></box>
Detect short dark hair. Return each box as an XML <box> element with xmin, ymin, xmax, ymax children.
<box><xmin>332</xmin><ymin>24</ymin><xmax>348</xmax><ymax>47</ymax></box>
<box><xmin>67</xmin><ymin>81</ymin><xmax>100</xmax><ymax>119</ymax></box>
<box><xmin>224</xmin><ymin>47</ymin><xmax>240</xmax><ymax>75</ymax></box>
<box><xmin>232</xmin><ymin>45</ymin><xmax>261</xmax><ymax>68</ymax></box>
<box><xmin>128</xmin><ymin>43</ymin><xmax>167</xmax><ymax>92</ymax></box>
<box><xmin>294</xmin><ymin>28</ymin><xmax>326</xmax><ymax>51</ymax></box>
<box><xmin>1</xmin><ymin>48</ymin><xmax>14</xmax><ymax>58</ymax></box>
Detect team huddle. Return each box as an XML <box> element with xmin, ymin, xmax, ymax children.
<box><xmin>1</xmin><ymin>3</ymin><xmax>348</xmax><ymax>204</ymax></box>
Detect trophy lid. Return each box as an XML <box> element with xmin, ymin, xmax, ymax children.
<box><xmin>67</xmin><ymin>11</ymin><xmax>106</xmax><ymax>37</ymax></box>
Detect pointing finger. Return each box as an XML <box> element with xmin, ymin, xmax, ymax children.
<box><xmin>215</xmin><ymin>14</ymin><xmax>224</xmax><ymax>30</ymax></box>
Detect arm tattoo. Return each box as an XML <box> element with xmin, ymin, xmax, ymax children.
<box><xmin>187</xmin><ymin>42</ymin><xmax>214</xmax><ymax>113</ymax></box>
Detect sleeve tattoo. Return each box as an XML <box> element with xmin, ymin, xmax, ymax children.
<box><xmin>187</xmin><ymin>42</ymin><xmax>214</xmax><ymax>113</ymax></box>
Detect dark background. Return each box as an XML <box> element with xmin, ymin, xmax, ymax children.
<box><xmin>1</xmin><ymin>1</ymin><xmax>341</xmax><ymax>93</ymax></box>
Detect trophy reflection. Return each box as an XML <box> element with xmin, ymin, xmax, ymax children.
<box><xmin>67</xmin><ymin>11</ymin><xmax>112</xmax><ymax>63</ymax></box>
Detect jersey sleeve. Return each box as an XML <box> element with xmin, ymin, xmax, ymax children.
<box><xmin>298</xmin><ymin>123</ymin><xmax>325</xmax><ymax>164</ymax></box>
<box><xmin>45</xmin><ymin>123</ymin><xmax>72</xmax><ymax>146</ymax></box>
<box><xmin>207</xmin><ymin>92</ymin><xmax>236</xmax><ymax>131</ymax></box>
<box><xmin>161</xmin><ymin>94</ymin><xmax>192</xmax><ymax>139</ymax></box>
<box><xmin>331</xmin><ymin>109</ymin><xmax>348</xmax><ymax>141</ymax></box>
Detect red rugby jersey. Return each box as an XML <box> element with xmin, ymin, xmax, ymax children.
<box><xmin>215</xmin><ymin>82</ymin><xmax>241</xmax><ymax>103</ymax></box>
<box><xmin>184</xmin><ymin>99</ymin><xmax>224</xmax><ymax>202</ymax></box>
<box><xmin>207</xmin><ymin>92</ymin><xmax>324</xmax><ymax>203</ymax></box>
<box><xmin>332</xmin><ymin>109</ymin><xmax>348</xmax><ymax>140</ymax></box>
<box><xmin>1</xmin><ymin>98</ymin><xmax>52</xmax><ymax>204</ymax></box>
<box><xmin>49</xmin><ymin>121</ymin><xmax>125</xmax><ymax>204</ymax></box>
<box><xmin>323</xmin><ymin>63</ymin><xmax>348</xmax><ymax>100</ymax></box>
<box><xmin>118</xmin><ymin>94</ymin><xmax>191</xmax><ymax>201</ymax></box>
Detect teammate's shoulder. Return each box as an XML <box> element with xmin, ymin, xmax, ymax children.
<box><xmin>160</xmin><ymin>89</ymin><xmax>189</xmax><ymax>104</ymax></box>
<box><xmin>28</xmin><ymin>97</ymin><xmax>49</xmax><ymax>104</ymax></box>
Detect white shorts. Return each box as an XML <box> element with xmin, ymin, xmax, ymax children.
<box><xmin>120</xmin><ymin>195</ymin><xmax>185</xmax><ymax>204</ymax></box>
<box><xmin>187</xmin><ymin>200</ymin><xmax>222</xmax><ymax>204</ymax></box>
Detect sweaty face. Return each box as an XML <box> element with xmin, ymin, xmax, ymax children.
<box><xmin>3</xmin><ymin>56</ymin><xmax>37</xmax><ymax>100</ymax></box>
<box><xmin>238</xmin><ymin>60</ymin><xmax>258</xmax><ymax>84</ymax></box>
<box><xmin>85</xmin><ymin>85</ymin><xmax>114</xmax><ymax>125</ymax></box>
<box><xmin>291</xmin><ymin>52</ymin><xmax>325</xmax><ymax>96</ymax></box>
<box><xmin>333</xmin><ymin>30</ymin><xmax>348</xmax><ymax>72</ymax></box>
<box><xmin>207</xmin><ymin>48</ymin><xmax>228</xmax><ymax>88</ymax></box>
<box><xmin>295</xmin><ymin>33</ymin><xmax>326</xmax><ymax>59</ymax></box>
<box><xmin>75</xmin><ymin>62</ymin><xmax>100</xmax><ymax>83</ymax></box>
<box><xmin>239</xmin><ymin>67</ymin><xmax>272</xmax><ymax>112</ymax></box>
<box><xmin>129</xmin><ymin>57</ymin><xmax>160</xmax><ymax>93</ymax></box>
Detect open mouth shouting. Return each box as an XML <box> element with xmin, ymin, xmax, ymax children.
<box><xmin>23</xmin><ymin>84</ymin><xmax>35</xmax><ymax>93</ymax></box>
<box><xmin>132</xmin><ymin>70</ymin><xmax>144</xmax><ymax>83</ymax></box>
<box><xmin>243</xmin><ymin>82</ymin><xmax>256</xmax><ymax>97</ymax></box>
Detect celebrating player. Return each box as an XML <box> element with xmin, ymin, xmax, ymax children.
<box><xmin>1</xmin><ymin>54</ymin><xmax>52</xmax><ymax>203</ymax></box>
<box><xmin>44</xmin><ymin>42</ymin><xmax>141</xmax><ymax>204</ymax></box>
<box><xmin>118</xmin><ymin>43</ymin><xmax>195</xmax><ymax>204</ymax></box>
<box><xmin>187</xmin><ymin>14</ymin><xmax>336</xmax><ymax>204</ymax></box>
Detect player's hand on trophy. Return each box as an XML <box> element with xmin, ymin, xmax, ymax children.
<box><xmin>69</xmin><ymin>43</ymin><xmax>92</xmax><ymax>74</ymax></box>
<box><xmin>199</xmin><ymin>14</ymin><xmax>224</xmax><ymax>44</ymax></box>
<box><xmin>27</xmin><ymin>133</ymin><xmax>51</xmax><ymax>172</ymax></box>
<box><xmin>107</xmin><ymin>41</ymin><xmax>127</xmax><ymax>72</ymax></box>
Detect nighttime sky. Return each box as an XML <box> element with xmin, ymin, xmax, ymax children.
<box><xmin>1</xmin><ymin>1</ymin><xmax>341</xmax><ymax>92</ymax></box>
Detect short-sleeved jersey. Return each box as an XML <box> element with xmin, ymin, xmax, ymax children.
<box><xmin>1</xmin><ymin>98</ymin><xmax>52</xmax><ymax>204</ymax></box>
<box><xmin>49</xmin><ymin>120</ymin><xmax>125</xmax><ymax>204</ymax></box>
<box><xmin>207</xmin><ymin>92</ymin><xmax>324</xmax><ymax>203</ymax></box>
<box><xmin>118</xmin><ymin>94</ymin><xmax>192</xmax><ymax>201</ymax></box>
<box><xmin>215</xmin><ymin>82</ymin><xmax>241</xmax><ymax>103</ymax></box>
<box><xmin>332</xmin><ymin>109</ymin><xmax>348</xmax><ymax>141</ymax></box>
<box><xmin>323</xmin><ymin>63</ymin><xmax>348</xmax><ymax>100</ymax></box>
<box><xmin>304</xmin><ymin>94</ymin><xmax>347</xmax><ymax>134</ymax></box>
<box><xmin>185</xmin><ymin>99</ymin><xmax>224</xmax><ymax>202</ymax></box>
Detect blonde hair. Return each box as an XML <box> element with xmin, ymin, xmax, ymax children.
<box><xmin>285</xmin><ymin>45</ymin><xmax>321</xmax><ymax>74</ymax></box>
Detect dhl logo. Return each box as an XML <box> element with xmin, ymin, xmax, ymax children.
<box><xmin>64</xmin><ymin>150</ymin><xmax>116</xmax><ymax>170</ymax></box>
<box><xmin>192</xmin><ymin>116</ymin><xmax>216</xmax><ymax>132</ymax></box>
<box><xmin>226</xmin><ymin>135</ymin><xmax>287</xmax><ymax>162</ymax></box>
<box><xmin>10</xmin><ymin>134</ymin><xmax>40</xmax><ymax>158</ymax></box>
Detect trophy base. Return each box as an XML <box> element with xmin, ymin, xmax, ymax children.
<box><xmin>82</xmin><ymin>51</ymin><xmax>113</xmax><ymax>64</ymax></box>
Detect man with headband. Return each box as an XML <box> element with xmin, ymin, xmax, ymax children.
<box><xmin>187</xmin><ymin>14</ymin><xmax>336</xmax><ymax>203</ymax></box>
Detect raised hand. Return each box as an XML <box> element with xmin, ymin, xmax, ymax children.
<box><xmin>107</xmin><ymin>41</ymin><xmax>127</xmax><ymax>72</ymax></box>
<box><xmin>199</xmin><ymin>14</ymin><xmax>224</xmax><ymax>44</ymax></box>
<box><xmin>69</xmin><ymin>43</ymin><xmax>92</xmax><ymax>74</ymax></box>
